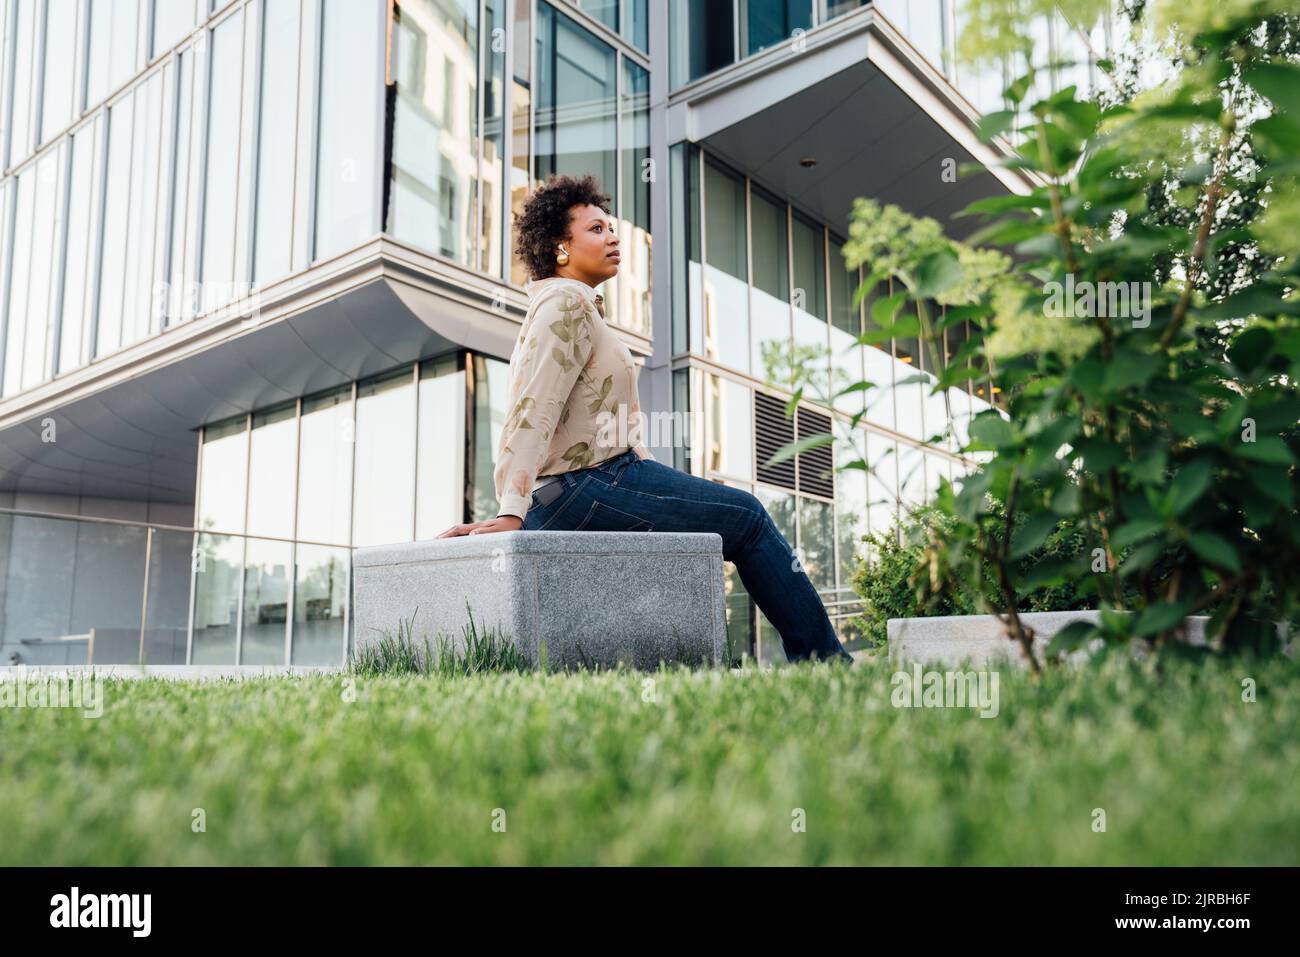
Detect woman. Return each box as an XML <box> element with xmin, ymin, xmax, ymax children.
<box><xmin>439</xmin><ymin>174</ymin><xmax>852</xmax><ymax>665</ymax></box>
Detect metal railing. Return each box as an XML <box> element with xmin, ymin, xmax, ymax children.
<box><xmin>0</xmin><ymin>507</ymin><xmax>351</xmax><ymax>668</ymax></box>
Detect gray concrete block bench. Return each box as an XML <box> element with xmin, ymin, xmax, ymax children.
<box><xmin>352</xmin><ymin>531</ymin><xmax>727</xmax><ymax>670</ymax></box>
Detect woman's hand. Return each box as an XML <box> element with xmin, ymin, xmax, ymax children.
<box><xmin>437</xmin><ymin>515</ymin><xmax>523</xmax><ymax>538</ymax></box>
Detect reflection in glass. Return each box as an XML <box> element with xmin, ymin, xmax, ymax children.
<box><xmin>472</xmin><ymin>355</ymin><xmax>510</xmax><ymax>521</ymax></box>
<box><xmin>834</xmin><ymin>438</ymin><xmax>868</xmax><ymax>586</ymax></box>
<box><xmin>742</xmin><ymin>0</ymin><xmax>813</xmax><ymax>57</ymax></box>
<box><xmin>201</xmin><ymin>11</ymin><xmax>243</xmax><ymax>304</ymax></box>
<box><xmin>293</xmin><ymin>544</ymin><xmax>349</xmax><ymax>665</ymax></box>
<box><xmin>59</xmin><ymin>123</ymin><xmax>99</xmax><ymax>373</ymax></box>
<box><xmin>23</xmin><ymin>151</ymin><xmax>61</xmax><ymax>391</ymax></box>
<box><xmin>316</xmin><ymin>0</ymin><xmax>382</xmax><ymax>258</ymax></box>
<box><xmin>614</xmin><ymin>59</ymin><xmax>652</xmax><ymax>336</ymax></box>
<box><xmin>704</xmin><ymin>375</ymin><xmax>754</xmax><ymax>481</ymax></box>
<box><xmin>199</xmin><ymin>417</ymin><xmax>249</xmax><ymax>534</ymax></box>
<box><xmin>2</xmin><ymin>171</ymin><xmax>34</xmax><ymax>396</ymax></box>
<box><xmin>754</xmin><ymin>486</ymin><xmax>796</xmax><ymax>664</ymax></box>
<box><xmin>865</xmin><ymin>430</ymin><xmax>898</xmax><ymax>548</ymax></box>
<box><xmin>152</xmin><ymin>0</ymin><xmax>198</xmax><ymax>57</ymax></box>
<box><xmin>41</xmin><ymin>0</ymin><xmax>79</xmax><ymax>144</ymax></box>
<box><xmin>6</xmin><ymin>0</ymin><xmax>37</xmax><ymax>165</ymax></box>
<box><xmin>85</xmin><ymin>0</ymin><xmax>140</xmax><ymax>109</ymax></box>
<box><xmin>416</xmin><ymin>356</ymin><xmax>466</xmax><ymax>538</ymax></box>
<box><xmin>354</xmin><ymin>370</ymin><xmax>416</xmax><ymax>547</ymax></box>
<box><xmin>241</xmin><ymin>538</ymin><xmax>291</xmax><ymax>664</ymax></box>
<box><xmin>828</xmin><ymin>237</ymin><xmax>863</xmax><ymax>415</ymax></box>
<box><xmin>536</xmin><ymin>2</ymin><xmax>617</xmax><ymax>200</ymax></box>
<box><xmin>669</xmin><ymin>0</ymin><xmax>734</xmax><ymax>88</ymax></box>
<box><xmin>702</xmin><ymin>160</ymin><xmax>748</xmax><ymax>372</ymax></box>
<box><xmin>123</xmin><ymin>73</ymin><xmax>164</xmax><ymax>345</ymax></box>
<box><xmin>390</xmin><ymin>0</ymin><xmax>480</xmax><ymax>265</ymax></box>
<box><xmin>254</xmin><ymin>0</ymin><xmax>300</xmax><ymax>282</ymax></box>
<box><xmin>246</xmin><ymin>405</ymin><xmax>297</xmax><ymax>539</ymax></box>
<box><xmin>191</xmin><ymin>531</ymin><xmax>243</xmax><ymax>664</ymax></box>
<box><xmin>750</xmin><ymin>189</ymin><xmax>790</xmax><ymax>384</ymax></box>
<box><xmin>798</xmin><ymin>495</ymin><xmax>835</xmax><ymax>596</ymax></box>
<box><xmin>791</xmin><ymin>212</ymin><xmax>829</xmax><ymax>403</ymax></box>
<box><xmin>297</xmin><ymin>388</ymin><xmax>353</xmax><ymax>545</ymax></box>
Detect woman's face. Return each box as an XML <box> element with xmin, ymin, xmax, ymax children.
<box><xmin>556</xmin><ymin>203</ymin><xmax>620</xmax><ymax>285</ymax></box>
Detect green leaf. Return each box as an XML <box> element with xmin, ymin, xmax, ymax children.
<box><xmin>763</xmin><ymin>432</ymin><xmax>834</xmax><ymax>468</ymax></box>
<box><xmin>1103</xmin><ymin>352</ymin><xmax>1160</xmax><ymax>392</ymax></box>
<box><xmin>914</xmin><ymin>249</ymin><xmax>963</xmax><ymax>300</ymax></box>
<box><xmin>1165</xmin><ymin>460</ymin><xmax>1212</xmax><ymax>515</ymax></box>
<box><xmin>1237</xmin><ymin>437</ymin><xmax>1296</xmax><ymax>466</ymax></box>
<box><xmin>1009</xmin><ymin>513</ymin><xmax>1058</xmax><ymax>559</ymax></box>
<box><xmin>1133</xmin><ymin>602</ymin><xmax>1192</xmax><ymax>638</ymax></box>
<box><xmin>1248</xmin><ymin>62</ymin><xmax>1300</xmax><ymax>119</ymax></box>
<box><xmin>975</xmin><ymin>109</ymin><xmax>1017</xmax><ymax>142</ymax></box>
<box><xmin>1229</xmin><ymin>326</ymin><xmax>1275</xmax><ymax>372</ymax></box>
<box><xmin>1186</xmin><ymin>532</ymin><xmax>1243</xmax><ymax>574</ymax></box>
<box><xmin>969</xmin><ymin>413</ymin><xmax>1015</xmax><ymax>449</ymax></box>
<box><xmin>1112</xmin><ymin>518</ymin><xmax>1165</xmax><ymax>549</ymax></box>
<box><xmin>1047</xmin><ymin>620</ymin><xmax>1097</xmax><ymax>656</ymax></box>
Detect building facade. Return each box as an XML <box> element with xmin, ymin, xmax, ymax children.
<box><xmin>0</xmin><ymin>0</ymin><xmax>1116</xmax><ymax>666</ymax></box>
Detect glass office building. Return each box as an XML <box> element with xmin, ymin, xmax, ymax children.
<box><xmin>0</xmin><ymin>1</ymin><xmax>1118</xmax><ymax>666</ymax></box>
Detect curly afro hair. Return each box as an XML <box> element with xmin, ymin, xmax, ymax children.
<box><xmin>514</xmin><ymin>174</ymin><xmax>612</xmax><ymax>281</ymax></box>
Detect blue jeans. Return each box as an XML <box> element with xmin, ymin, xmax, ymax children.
<box><xmin>521</xmin><ymin>448</ymin><xmax>852</xmax><ymax>664</ymax></box>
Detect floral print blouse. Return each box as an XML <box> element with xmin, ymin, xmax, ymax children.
<box><xmin>494</xmin><ymin>276</ymin><xmax>654</xmax><ymax>521</ymax></box>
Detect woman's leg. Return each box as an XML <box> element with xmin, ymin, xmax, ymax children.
<box><xmin>523</xmin><ymin>450</ymin><xmax>851</xmax><ymax>663</ymax></box>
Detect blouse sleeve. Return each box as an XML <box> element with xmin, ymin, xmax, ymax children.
<box><xmin>493</xmin><ymin>290</ymin><xmax>595</xmax><ymax>520</ymax></box>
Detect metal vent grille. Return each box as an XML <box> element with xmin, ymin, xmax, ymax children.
<box><xmin>797</xmin><ymin>406</ymin><xmax>835</xmax><ymax>499</ymax></box>
<box><xmin>754</xmin><ymin>391</ymin><xmax>796</xmax><ymax>490</ymax></box>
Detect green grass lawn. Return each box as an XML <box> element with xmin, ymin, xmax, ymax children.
<box><xmin>2</xmin><ymin>653</ymin><xmax>1298</xmax><ymax>865</ymax></box>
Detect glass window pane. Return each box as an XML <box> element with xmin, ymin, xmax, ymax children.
<box><xmin>834</xmin><ymin>437</ymin><xmax>868</xmax><ymax>588</ymax></box>
<box><xmin>614</xmin><ymin>57</ymin><xmax>651</xmax><ymax>336</ymax></box>
<box><xmin>59</xmin><ymin>122</ymin><xmax>99</xmax><ymax>373</ymax></box>
<box><xmin>701</xmin><ymin>160</ymin><xmax>748</xmax><ymax>372</ymax></box>
<box><xmin>754</xmin><ymin>485</ymin><xmax>795</xmax><ymax>663</ymax></box>
<box><xmin>743</xmin><ymin>0</ymin><xmax>812</xmax><ymax>57</ymax></box>
<box><xmin>191</xmin><ymin>531</ymin><xmax>242</xmax><ymax>664</ymax></box>
<box><xmin>165</xmin><ymin>49</ymin><xmax>195</xmax><ymax>324</ymax></box>
<box><xmin>201</xmin><ymin>11</ymin><xmax>244</xmax><ymax>302</ymax></box>
<box><xmin>704</xmin><ymin>160</ymin><xmax>745</xmax><ymax>281</ymax></box>
<box><xmin>40</xmin><ymin>0</ymin><xmax>79</xmax><ymax>144</ymax></box>
<box><xmin>625</xmin><ymin>0</ymin><xmax>648</xmax><ymax>50</ymax></box>
<box><xmin>20</xmin><ymin>151</ymin><xmax>61</xmax><ymax>391</ymax></box>
<box><xmin>297</xmin><ymin>387</ymin><xmax>354</xmax><ymax>545</ymax></box>
<box><xmin>389</xmin><ymin>0</ymin><xmax>479</xmax><ymax>265</ymax></box>
<box><xmin>798</xmin><ymin>494</ymin><xmax>835</xmax><ymax>595</ymax></box>
<box><xmin>669</xmin><ymin>0</ymin><xmax>734</xmax><ymax>87</ymax></box>
<box><xmin>703</xmin><ymin>374</ymin><xmax>753</xmax><ymax>481</ymax></box>
<box><xmin>353</xmin><ymin>370</ymin><xmax>416</xmax><ymax>547</ymax></box>
<box><xmin>415</xmin><ymin>356</ymin><xmax>466</xmax><ymax>539</ymax></box>
<box><xmin>123</xmin><ymin>73</ymin><xmax>164</xmax><ymax>346</ymax></box>
<box><xmin>293</xmin><ymin>543</ymin><xmax>348</xmax><ymax>665</ymax></box>
<box><xmin>152</xmin><ymin>0</ymin><xmax>197</xmax><ymax>57</ymax></box>
<box><xmin>865</xmin><ymin>429</ymin><xmax>897</xmax><ymax>546</ymax></box>
<box><xmin>535</xmin><ymin>4</ymin><xmax>617</xmax><ymax>196</ymax></box>
<box><xmin>199</xmin><ymin>417</ymin><xmax>249</xmax><ymax>533</ymax></box>
<box><xmin>482</xmin><ymin>0</ymin><xmax>506</xmax><ymax>276</ymax></box>
<box><xmin>315</xmin><ymin>0</ymin><xmax>382</xmax><ymax>259</ymax></box>
<box><xmin>471</xmin><ymin>354</ymin><xmax>510</xmax><ymax>522</ymax></box>
<box><xmin>2</xmin><ymin>170</ymin><xmax>35</xmax><ymax>397</ymax></box>
<box><xmin>253</xmin><ymin>0</ymin><xmax>300</xmax><ymax>283</ymax></box>
<box><xmin>86</xmin><ymin>0</ymin><xmax>140</xmax><ymax>109</ymax></box>
<box><xmin>246</xmin><ymin>404</ymin><xmax>297</xmax><ymax>539</ymax></box>
<box><xmin>7</xmin><ymin>0</ymin><xmax>36</xmax><ymax>166</ymax></box>
<box><xmin>750</xmin><ymin>188</ymin><xmax>789</xmax><ymax>383</ymax></box>
<box><xmin>574</xmin><ymin>0</ymin><xmax>617</xmax><ymax>32</ymax></box>
<box><xmin>241</xmin><ymin>538</ymin><xmax>290</xmax><ymax>664</ymax></box>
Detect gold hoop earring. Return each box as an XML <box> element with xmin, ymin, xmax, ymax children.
<box><xmin>555</xmin><ymin>248</ymin><xmax>570</xmax><ymax>267</ymax></box>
